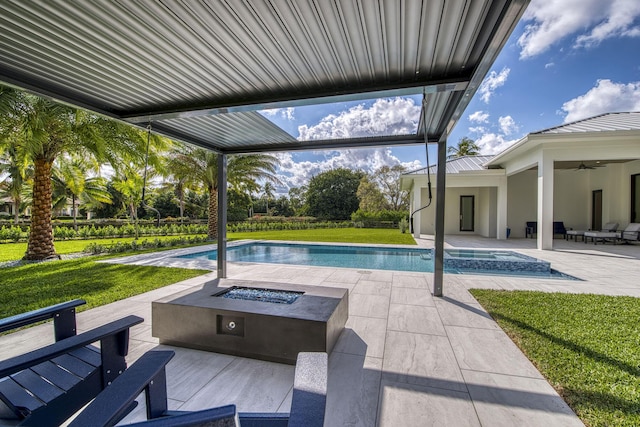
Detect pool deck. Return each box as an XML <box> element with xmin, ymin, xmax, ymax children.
<box><xmin>2</xmin><ymin>236</ymin><xmax>639</xmax><ymax>426</ymax></box>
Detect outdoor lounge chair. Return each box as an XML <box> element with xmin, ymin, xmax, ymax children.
<box><xmin>584</xmin><ymin>222</ymin><xmax>619</xmax><ymax>244</ymax></box>
<box><xmin>620</xmin><ymin>223</ymin><xmax>640</xmax><ymax>243</ymax></box>
<box><xmin>68</xmin><ymin>350</ymin><xmax>328</xmax><ymax>427</ymax></box>
<box><xmin>0</xmin><ymin>299</ymin><xmax>143</xmax><ymax>426</ymax></box>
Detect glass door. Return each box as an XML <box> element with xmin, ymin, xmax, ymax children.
<box><xmin>460</xmin><ymin>195</ymin><xmax>474</xmax><ymax>232</ymax></box>
<box><xmin>632</xmin><ymin>174</ymin><xmax>640</xmax><ymax>223</ymax></box>
<box><xmin>592</xmin><ymin>190</ymin><xmax>602</xmax><ymax>230</ymax></box>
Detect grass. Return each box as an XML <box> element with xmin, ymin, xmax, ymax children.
<box><xmin>228</xmin><ymin>227</ymin><xmax>416</xmax><ymax>245</ymax></box>
<box><xmin>470</xmin><ymin>289</ymin><xmax>640</xmax><ymax>427</ymax></box>
<box><xmin>0</xmin><ymin>257</ymin><xmax>209</xmax><ymax>318</ymax></box>
<box><xmin>0</xmin><ymin>235</ymin><xmax>211</xmax><ymax>263</ymax></box>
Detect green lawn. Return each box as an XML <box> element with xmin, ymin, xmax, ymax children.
<box><xmin>0</xmin><ymin>235</ymin><xmax>211</xmax><ymax>263</ymax></box>
<box><xmin>228</xmin><ymin>227</ymin><xmax>416</xmax><ymax>245</ymax></box>
<box><xmin>0</xmin><ymin>257</ymin><xmax>208</xmax><ymax>318</ymax></box>
<box><xmin>470</xmin><ymin>289</ymin><xmax>640</xmax><ymax>427</ymax></box>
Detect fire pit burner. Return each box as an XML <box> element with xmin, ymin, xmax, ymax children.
<box><xmin>215</xmin><ymin>286</ymin><xmax>303</xmax><ymax>304</ymax></box>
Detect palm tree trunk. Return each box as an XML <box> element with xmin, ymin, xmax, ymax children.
<box><xmin>72</xmin><ymin>194</ymin><xmax>78</xmax><ymax>231</ymax></box>
<box><xmin>13</xmin><ymin>199</ymin><xmax>20</xmax><ymax>224</ymax></box>
<box><xmin>24</xmin><ymin>158</ymin><xmax>57</xmax><ymax>260</ymax></box>
<box><xmin>208</xmin><ymin>186</ymin><xmax>217</xmax><ymax>240</ymax></box>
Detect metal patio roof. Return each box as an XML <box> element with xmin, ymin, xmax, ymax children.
<box><xmin>0</xmin><ymin>0</ymin><xmax>528</xmax><ymax>154</ymax></box>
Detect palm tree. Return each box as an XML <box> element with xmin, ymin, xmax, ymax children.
<box><xmin>1</xmin><ymin>87</ymin><xmax>149</xmax><ymax>260</ymax></box>
<box><xmin>0</xmin><ymin>139</ymin><xmax>32</xmax><ymax>223</ymax></box>
<box><xmin>170</xmin><ymin>144</ymin><xmax>280</xmax><ymax>239</ymax></box>
<box><xmin>262</xmin><ymin>182</ymin><xmax>275</xmax><ymax>214</ymax></box>
<box><xmin>52</xmin><ymin>156</ymin><xmax>111</xmax><ymax>229</ymax></box>
<box><xmin>112</xmin><ymin>167</ymin><xmax>146</xmax><ymax>237</ymax></box>
<box><xmin>447</xmin><ymin>137</ymin><xmax>480</xmax><ymax>158</ymax></box>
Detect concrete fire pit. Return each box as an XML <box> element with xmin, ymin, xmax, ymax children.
<box><xmin>152</xmin><ymin>279</ymin><xmax>348</xmax><ymax>364</ymax></box>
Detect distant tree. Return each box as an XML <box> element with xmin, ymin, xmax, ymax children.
<box><xmin>372</xmin><ymin>165</ymin><xmax>409</xmax><ymax>210</ymax></box>
<box><xmin>151</xmin><ymin>187</ymin><xmax>180</xmax><ymax>218</ymax></box>
<box><xmin>306</xmin><ymin>168</ymin><xmax>364</xmax><ymax>220</ymax></box>
<box><xmin>447</xmin><ymin>137</ymin><xmax>480</xmax><ymax>158</ymax></box>
<box><xmin>227</xmin><ymin>188</ymin><xmax>251</xmax><ymax>221</ymax></box>
<box><xmin>0</xmin><ymin>138</ymin><xmax>31</xmax><ymax>223</ymax></box>
<box><xmin>288</xmin><ymin>186</ymin><xmax>307</xmax><ymax>216</ymax></box>
<box><xmin>183</xmin><ymin>190</ymin><xmax>207</xmax><ymax>219</ymax></box>
<box><xmin>356</xmin><ymin>176</ymin><xmax>388</xmax><ymax>211</ymax></box>
<box><xmin>271</xmin><ymin>196</ymin><xmax>295</xmax><ymax>217</ymax></box>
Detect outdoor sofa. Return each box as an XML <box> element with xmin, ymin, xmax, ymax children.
<box><xmin>525</xmin><ymin>221</ymin><xmax>567</xmax><ymax>238</ymax></box>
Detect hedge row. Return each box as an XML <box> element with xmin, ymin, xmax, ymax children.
<box><xmin>227</xmin><ymin>221</ymin><xmax>352</xmax><ymax>233</ymax></box>
<box><xmin>0</xmin><ymin>220</ymin><xmax>354</xmax><ymax>243</ymax></box>
<box><xmin>83</xmin><ymin>235</ymin><xmax>210</xmax><ymax>254</ymax></box>
<box><xmin>0</xmin><ymin>224</ymin><xmax>208</xmax><ymax>242</ymax></box>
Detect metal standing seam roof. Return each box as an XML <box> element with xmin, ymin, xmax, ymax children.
<box><xmin>533</xmin><ymin>112</ymin><xmax>640</xmax><ymax>134</ymax></box>
<box><xmin>0</xmin><ymin>0</ymin><xmax>528</xmax><ymax>154</ymax></box>
<box><xmin>406</xmin><ymin>154</ymin><xmax>496</xmax><ymax>175</ymax></box>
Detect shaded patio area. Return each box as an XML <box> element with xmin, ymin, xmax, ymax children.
<box><xmin>3</xmin><ymin>237</ymin><xmax>638</xmax><ymax>425</ymax></box>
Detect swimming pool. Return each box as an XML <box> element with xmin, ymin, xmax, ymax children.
<box><xmin>178</xmin><ymin>242</ymin><xmax>574</xmax><ymax>279</ymax></box>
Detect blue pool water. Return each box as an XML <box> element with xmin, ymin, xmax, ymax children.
<box><xmin>178</xmin><ymin>242</ymin><xmax>576</xmax><ymax>279</ymax></box>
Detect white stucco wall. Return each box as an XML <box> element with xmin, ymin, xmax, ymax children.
<box><xmin>506</xmin><ymin>168</ymin><xmax>590</xmax><ymax>237</ymax></box>
<box><xmin>506</xmin><ymin>171</ymin><xmax>537</xmax><ymax>238</ymax></box>
<box><xmin>417</xmin><ymin>186</ymin><xmax>497</xmax><ymax>237</ymax></box>
<box><xmin>589</xmin><ymin>159</ymin><xmax>640</xmax><ymax>228</ymax></box>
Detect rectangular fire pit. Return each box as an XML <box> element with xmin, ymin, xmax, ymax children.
<box><xmin>152</xmin><ymin>279</ymin><xmax>348</xmax><ymax>364</ymax></box>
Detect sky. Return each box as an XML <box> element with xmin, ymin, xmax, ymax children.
<box><xmin>259</xmin><ymin>0</ymin><xmax>640</xmax><ymax>195</ymax></box>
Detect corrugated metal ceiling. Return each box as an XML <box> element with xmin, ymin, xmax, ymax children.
<box><xmin>0</xmin><ymin>0</ymin><xmax>528</xmax><ymax>153</ymax></box>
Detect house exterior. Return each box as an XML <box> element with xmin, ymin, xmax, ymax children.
<box><xmin>400</xmin><ymin>112</ymin><xmax>640</xmax><ymax>249</ymax></box>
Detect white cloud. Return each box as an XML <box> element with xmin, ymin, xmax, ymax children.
<box><xmin>478</xmin><ymin>68</ymin><xmax>510</xmax><ymax>103</ymax></box>
<box><xmin>260</xmin><ymin>107</ymin><xmax>295</xmax><ymax>120</ymax></box>
<box><xmin>518</xmin><ymin>0</ymin><xmax>640</xmax><ymax>59</ymax></box>
<box><xmin>297</xmin><ymin>97</ymin><xmax>420</xmax><ymax>140</ymax></box>
<box><xmin>469</xmin><ymin>126</ymin><xmax>487</xmax><ymax>134</ymax></box>
<box><xmin>561</xmin><ymin>79</ymin><xmax>640</xmax><ymax>123</ymax></box>
<box><xmin>475</xmin><ymin>133</ymin><xmax>519</xmax><ymax>155</ymax></box>
<box><xmin>545</xmin><ymin>62</ymin><xmax>555</xmax><ymax>69</ymax></box>
<box><xmin>498</xmin><ymin>116</ymin><xmax>518</xmax><ymax>135</ymax></box>
<box><xmin>469</xmin><ymin>111</ymin><xmax>489</xmax><ymax>123</ymax></box>
<box><xmin>273</xmin><ymin>148</ymin><xmax>421</xmax><ymax>193</ymax></box>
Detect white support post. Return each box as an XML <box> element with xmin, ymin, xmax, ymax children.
<box><xmin>537</xmin><ymin>155</ymin><xmax>554</xmax><ymax>250</ymax></box>
<box><xmin>496</xmin><ymin>177</ymin><xmax>508</xmax><ymax>239</ymax></box>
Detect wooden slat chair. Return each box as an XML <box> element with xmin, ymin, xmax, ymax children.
<box><xmin>0</xmin><ymin>299</ymin><xmax>143</xmax><ymax>426</ymax></box>
<box><xmin>68</xmin><ymin>350</ymin><xmax>328</xmax><ymax>427</ymax></box>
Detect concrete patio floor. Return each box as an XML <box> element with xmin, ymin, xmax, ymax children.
<box><xmin>2</xmin><ymin>236</ymin><xmax>639</xmax><ymax>426</ymax></box>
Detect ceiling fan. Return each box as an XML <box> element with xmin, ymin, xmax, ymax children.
<box><xmin>574</xmin><ymin>161</ymin><xmax>605</xmax><ymax>171</ymax></box>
